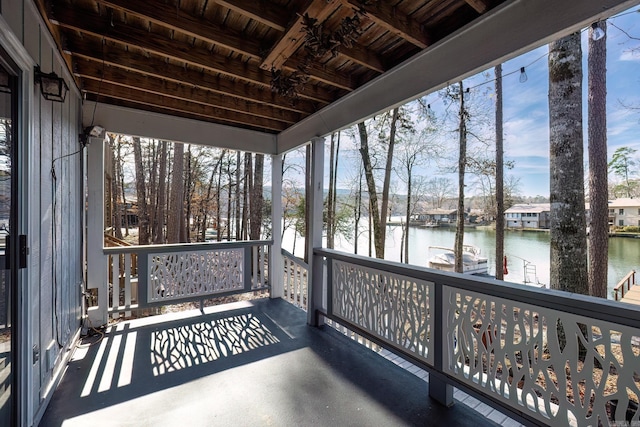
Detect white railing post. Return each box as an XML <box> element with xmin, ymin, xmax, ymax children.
<box><xmin>271</xmin><ymin>153</ymin><xmax>284</xmax><ymax>298</ymax></box>
<box><xmin>86</xmin><ymin>136</ymin><xmax>108</xmax><ymax>327</ymax></box>
<box><xmin>307</xmin><ymin>137</ymin><xmax>325</xmax><ymax>326</ymax></box>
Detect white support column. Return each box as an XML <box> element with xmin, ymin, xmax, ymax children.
<box><xmin>86</xmin><ymin>137</ymin><xmax>108</xmax><ymax>327</ymax></box>
<box><xmin>270</xmin><ymin>154</ymin><xmax>284</xmax><ymax>298</ymax></box>
<box><xmin>306</xmin><ymin>137</ymin><xmax>325</xmax><ymax>326</ymax></box>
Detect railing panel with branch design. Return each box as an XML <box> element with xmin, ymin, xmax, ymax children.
<box><xmin>316</xmin><ymin>248</ymin><xmax>640</xmax><ymax>427</ymax></box>
<box><xmin>104</xmin><ymin>241</ymin><xmax>271</xmax><ymax>318</ymax></box>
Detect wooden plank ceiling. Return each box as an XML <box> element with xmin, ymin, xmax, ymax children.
<box><xmin>37</xmin><ymin>0</ymin><xmax>505</xmax><ymax>134</ymax></box>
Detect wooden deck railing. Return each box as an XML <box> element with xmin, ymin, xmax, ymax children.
<box><xmin>613</xmin><ymin>269</ymin><xmax>635</xmax><ymax>301</ymax></box>
<box><xmin>104</xmin><ymin>240</ymin><xmax>272</xmax><ymax>318</ymax></box>
<box><xmin>315</xmin><ymin>248</ymin><xmax>640</xmax><ymax>427</ymax></box>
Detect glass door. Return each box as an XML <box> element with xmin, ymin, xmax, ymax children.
<box><xmin>0</xmin><ymin>55</ymin><xmax>16</xmax><ymax>426</ymax></box>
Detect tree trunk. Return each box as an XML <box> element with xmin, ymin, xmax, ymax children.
<box><xmin>588</xmin><ymin>20</ymin><xmax>608</xmax><ymax>298</ymax></box>
<box><xmin>148</xmin><ymin>141</ymin><xmax>158</xmax><ymax>243</ymax></box>
<box><xmin>235</xmin><ymin>151</ymin><xmax>241</xmax><ymax>240</ymax></box>
<box><xmin>358</xmin><ymin>121</ymin><xmax>384</xmax><ymax>259</ymax></box>
<box><xmin>454</xmin><ymin>81</ymin><xmax>467</xmax><ymax>274</ymax></box>
<box><xmin>167</xmin><ymin>142</ymin><xmax>185</xmax><ymax>243</ymax></box>
<box><xmin>354</xmin><ymin>166</ymin><xmax>362</xmax><ymax>254</ymax></box>
<box><xmin>548</xmin><ymin>33</ymin><xmax>588</xmax><ymax>294</ymax></box>
<box><xmin>184</xmin><ymin>145</ymin><xmax>193</xmax><ymax>242</ymax></box>
<box><xmin>495</xmin><ymin>64</ymin><xmax>505</xmax><ymax>280</ymax></box>
<box><xmin>154</xmin><ymin>141</ymin><xmax>167</xmax><ymax>244</ymax></box>
<box><xmin>242</xmin><ymin>153</ymin><xmax>252</xmax><ymax>240</ymax></box>
<box><xmin>108</xmin><ymin>134</ymin><xmax>123</xmax><ymax>239</ymax></box>
<box><xmin>380</xmin><ymin>107</ymin><xmax>399</xmax><ymax>246</ymax></box>
<box><xmin>404</xmin><ymin>170</ymin><xmax>412</xmax><ymax>264</ymax></box>
<box><xmin>327</xmin><ymin>133</ymin><xmax>336</xmax><ymax>249</ymax></box>
<box><xmin>132</xmin><ymin>137</ymin><xmax>150</xmax><ymax>244</ymax></box>
<box><xmin>250</xmin><ymin>154</ymin><xmax>264</xmax><ymax>240</ymax></box>
<box><xmin>304</xmin><ymin>144</ymin><xmax>311</xmax><ymax>262</ymax></box>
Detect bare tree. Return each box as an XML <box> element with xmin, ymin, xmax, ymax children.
<box><xmin>132</xmin><ymin>137</ymin><xmax>150</xmax><ymax>244</ymax></box>
<box><xmin>250</xmin><ymin>153</ymin><xmax>264</xmax><ymax>240</ymax></box>
<box><xmin>495</xmin><ymin>64</ymin><xmax>505</xmax><ymax>280</ymax></box>
<box><xmin>588</xmin><ymin>20</ymin><xmax>608</xmax><ymax>298</ymax></box>
<box><xmin>548</xmin><ymin>32</ymin><xmax>588</xmax><ymax>294</ymax></box>
<box><xmin>153</xmin><ymin>141</ymin><xmax>167</xmax><ymax>244</ymax></box>
<box><xmin>167</xmin><ymin>142</ymin><xmax>185</xmax><ymax>243</ymax></box>
<box><xmin>454</xmin><ymin>81</ymin><xmax>468</xmax><ymax>274</ymax></box>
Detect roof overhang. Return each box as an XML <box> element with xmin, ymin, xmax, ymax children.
<box><xmin>276</xmin><ymin>0</ymin><xmax>639</xmax><ymax>153</ymax></box>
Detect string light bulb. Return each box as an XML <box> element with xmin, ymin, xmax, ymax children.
<box><xmin>591</xmin><ymin>22</ymin><xmax>605</xmax><ymax>41</ymax></box>
<box><xmin>519</xmin><ymin>67</ymin><xmax>528</xmax><ymax>83</ymax></box>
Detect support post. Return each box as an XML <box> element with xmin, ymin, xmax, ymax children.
<box><xmin>307</xmin><ymin>137</ymin><xmax>325</xmax><ymax>326</ymax></box>
<box><xmin>86</xmin><ymin>137</ymin><xmax>108</xmax><ymax>327</ymax></box>
<box><xmin>430</xmin><ymin>282</ymin><xmax>454</xmax><ymax>406</ymax></box>
<box><xmin>270</xmin><ymin>153</ymin><xmax>284</xmax><ymax>298</ymax></box>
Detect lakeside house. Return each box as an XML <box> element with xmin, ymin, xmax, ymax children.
<box><xmin>505</xmin><ymin>203</ymin><xmax>551</xmax><ymax>229</ymax></box>
<box><xmin>608</xmin><ymin>198</ymin><xmax>640</xmax><ymax>227</ymax></box>
<box><xmin>414</xmin><ymin>208</ymin><xmax>463</xmax><ymax>224</ymax></box>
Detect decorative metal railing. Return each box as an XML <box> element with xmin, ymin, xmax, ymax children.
<box><xmin>104</xmin><ymin>241</ymin><xmax>271</xmax><ymax>317</ymax></box>
<box><xmin>316</xmin><ymin>248</ymin><xmax>640</xmax><ymax>427</ymax></box>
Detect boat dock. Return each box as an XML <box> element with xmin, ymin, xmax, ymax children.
<box><xmin>614</xmin><ymin>270</ymin><xmax>639</xmax><ymax>305</ymax></box>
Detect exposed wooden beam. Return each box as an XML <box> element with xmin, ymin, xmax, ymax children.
<box><xmin>50</xmin><ymin>7</ymin><xmax>340</xmax><ymax>102</ymax></box>
<box><xmin>284</xmin><ymin>56</ymin><xmax>355</xmax><ymax>91</ymax></box>
<box><xmin>68</xmin><ymin>39</ymin><xmax>324</xmax><ymax>112</ymax></box>
<box><xmin>74</xmin><ymin>59</ymin><xmax>302</xmax><ymax>124</ymax></box>
<box><xmin>214</xmin><ymin>0</ymin><xmax>290</xmax><ymax>32</ymax></box>
<box><xmin>261</xmin><ymin>0</ymin><xmax>339</xmax><ymax>71</ymax></box>
<box><xmin>81</xmin><ymin>79</ymin><xmax>289</xmax><ymax>132</ymax></box>
<box><xmin>339</xmin><ymin>44</ymin><xmax>386</xmax><ymax>73</ymax></box>
<box><xmin>464</xmin><ymin>0</ymin><xmax>489</xmax><ymax>14</ymax></box>
<box><xmin>96</xmin><ymin>0</ymin><xmax>262</xmax><ymax>60</ymax></box>
<box><xmin>340</xmin><ymin>0</ymin><xmax>430</xmax><ymax>49</ymax></box>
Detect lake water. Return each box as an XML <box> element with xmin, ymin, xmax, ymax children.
<box><xmin>283</xmin><ymin>222</ymin><xmax>640</xmax><ymax>299</ymax></box>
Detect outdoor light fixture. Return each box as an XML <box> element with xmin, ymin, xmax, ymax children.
<box><xmin>519</xmin><ymin>67</ymin><xmax>528</xmax><ymax>83</ymax></box>
<box><xmin>79</xmin><ymin>125</ymin><xmax>105</xmax><ymax>148</ymax></box>
<box><xmin>591</xmin><ymin>22</ymin><xmax>605</xmax><ymax>41</ymax></box>
<box><xmin>34</xmin><ymin>66</ymin><xmax>69</xmax><ymax>102</ymax></box>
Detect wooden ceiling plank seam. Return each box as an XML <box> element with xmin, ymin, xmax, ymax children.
<box><xmin>340</xmin><ymin>0</ymin><xmax>430</xmax><ymax>49</ymax></box>
<box><xmin>82</xmin><ymin>80</ymin><xmax>289</xmax><ymax>131</ymax></box>
<box><xmin>260</xmin><ymin>0</ymin><xmax>340</xmax><ymax>71</ymax></box>
<box><xmin>73</xmin><ymin>59</ymin><xmax>301</xmax><ymax>123</ymax></box>
<box><xmin>68</xmin><ymin>40</ymin><xmax>322</xmax><ymax>113</ymax></box>
<box><xmin>425</xmin><ymin>0</ymin><xmax>469</xmax><ymax>25</ymax></box>
<box><xmin>96</xmin><ymin>0</ymin><xmax>264</xmax><ymax>60</ymax></box>
<box><xmin>214</xmin><ymin>0</ymin><xmax>290</xmax><ymax>32</ymax></box>
<box><xmin>50</xmin><ymin>7</ymin><xmax>338</xmax><ymax>103</ymax></box>
<box><xmin>464</xmin><ymin>0</ymin><xmax>489</xmax><ymax>14</ymax></box>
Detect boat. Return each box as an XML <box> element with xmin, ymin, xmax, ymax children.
<box><xmin>428</xmin><ymin>245</ymin><xmax>489</xmax><ymax>275</ymax></box>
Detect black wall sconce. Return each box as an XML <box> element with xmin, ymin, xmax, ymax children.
<box><xmin>34</xmin><ymin>66</ymin><xmax>69</xmax><ymax>102</ymax></box>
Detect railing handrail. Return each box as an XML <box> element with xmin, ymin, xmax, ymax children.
<box><xmin>281</xmin><ymin>248</ymin><xmax>309</xmax><ymax>269</ymax></box>
<box><xmin>315</xmin><ymin>247</ymin><xmax>640</xmax><ymax>329</ymax></box>
<box><xmin>103</xmin><ymin>239</ymin><xmax>273</xmax><ymax>255</ymax></box>
<box><xmin>613</xmin><ymin>269</ymin><xmax>635</xmax><ymax>300</ymax></box>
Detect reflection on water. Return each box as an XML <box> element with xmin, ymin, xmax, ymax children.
<box><xmin>284</xmin><ymin>223</ymin><xmax>640</xmax><ymax>298</ymax></box>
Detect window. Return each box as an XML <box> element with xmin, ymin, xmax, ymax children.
<box><xmin>609</xmin><ymin>209</ymin><xmax>615</xmax><ymax>214</ymax></box>
<box><xmin>619</xmin><ymin>209</ymin><xmax>625</xmax><ymax>215</ymax></box>
<box><xmin>619</xmin><ymin>219</ymin><xmax>624</xmax><ymax>226</ymax></box>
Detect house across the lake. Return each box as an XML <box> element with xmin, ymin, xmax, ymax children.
<box><xmin>608</xmin><ymin>198</ymin><xmax>640</xmax><ymax>227</ymax></box>
<box><xmin>505</xmin><ymin>203</ymin><xmax>551</xmax><ymax>229</ymax></box>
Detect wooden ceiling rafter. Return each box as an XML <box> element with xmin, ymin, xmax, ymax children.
<box><xmin>214</xmin><ymin>0</ymin><xmax>291</xmax><ymax>32</ymax></box>
<box><xmin>70</xmin><ymin>45</ymin><xmax>323</xmax><ymax>114</ymax></box>
<box><xmin>49</xmin><ymin>6</ymin><xmax>339</xmax><ymax>103</ymax></box>
<box><xmin>81</xmin><ymin>79</ymin><xmax>289</xmax><ymax>132</ymax></box>
<box><xmin>95</xmin><ymin>0</ymin><xmax>264</xmax><ymax>61</ymax></box>
<box><xmin>340</xmin><ymin>0</ymin><xmax>431</xmax><ymax>49</ymax></box>
<box><xmin>73</xmin><ymin>59</ymin><xmax>302</xmax><ymax>124</ymax></box>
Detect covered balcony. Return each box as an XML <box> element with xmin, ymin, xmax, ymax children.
<box><xmin>0</xmin><ymin>0</ymin><xmax>639</xmax><ymax>426</ymax></box>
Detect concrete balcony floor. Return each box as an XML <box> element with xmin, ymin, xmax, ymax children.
<box><xmin>40</xmin><ymin>298</ymin><xmax>515</xmax><ymax>427</ymax></box>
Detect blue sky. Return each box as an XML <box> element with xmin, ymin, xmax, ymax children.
<box><xmin>276</xmin><ymin>8</ymin><xmax>640</xmax><ymax>198</ymax></box>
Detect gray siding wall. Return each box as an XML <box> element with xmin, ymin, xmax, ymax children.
<box><xmin>1</xmin><ymin>2</ymin><xmax>83</xmax><ymax>425</ymax></box>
